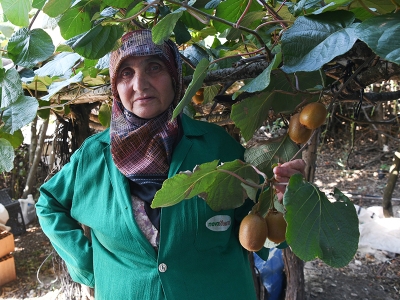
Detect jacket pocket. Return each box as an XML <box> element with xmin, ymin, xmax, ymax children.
<box><xmin>194</xmin><ymin>200</ymin><xmax>234</xmax><ymax>252</ymax></box>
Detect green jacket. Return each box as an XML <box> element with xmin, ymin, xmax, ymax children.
<box><xmin>36</xmin><ymin>114</ymin><xmax>268</xmax><ymax>300</ymax></box>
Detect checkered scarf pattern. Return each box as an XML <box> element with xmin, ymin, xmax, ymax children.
<box><xmin>110</xmin><ymin>30</ymin><xmax>181</xmax><ymax>187</ymax></box>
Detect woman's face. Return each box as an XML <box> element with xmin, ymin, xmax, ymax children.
<box><xmin>116</xmin><ymin>55</ymin><xmax>175</xmax><ymax>119</ymax></box>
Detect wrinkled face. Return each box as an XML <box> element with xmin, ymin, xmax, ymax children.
<box><xmin>116</xmin><ymin>55</ymin><xmax>175</xmax><ymax>119</ymax></box>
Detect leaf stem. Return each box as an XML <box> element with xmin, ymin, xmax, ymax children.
<box><xmin>216</xmin><ymin>168</ymin><xmax>264</xmax><ymax>189</ymax></box>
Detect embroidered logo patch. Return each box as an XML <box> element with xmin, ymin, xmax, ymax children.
<box><xmin>206</xmin><ymin>215</ymin><xmax>231</xmax><ymax>232</ymax></box>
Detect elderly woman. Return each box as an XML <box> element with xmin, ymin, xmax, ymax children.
<box><xmin>36</xmin><ymin>29</ymin><xmax>305</xmax><ymax>300</ymax></box>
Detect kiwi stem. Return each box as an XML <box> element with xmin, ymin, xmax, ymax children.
<box><xmin>289</xmin><ymin>129</ymin><xmax>318</xmax><ymax>162</ymax></box>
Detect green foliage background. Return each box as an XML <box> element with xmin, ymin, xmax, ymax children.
<box><xmin>0</xmin><ymin>0</ymin><xmax>398</xmax><ymax>267</ymax></box>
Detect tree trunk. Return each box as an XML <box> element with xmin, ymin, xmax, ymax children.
<box><xmin>382</xmin><ymin>150</ymin><xmax>399</xmax><ymax>217</ymax></box>
<box><xmin>283</xmin><ymin>130</ymin><xmax>319</xmax><ymax>300</ymax></box>
<box><xmin>22</xmin><ymin>119</ymin><xmax>49</xmax><ymax>198</ymax></box>
<box><xmin>283</xmin><ymin>248</ymin><xmax>305</xmax><ymax>300</ymax></box>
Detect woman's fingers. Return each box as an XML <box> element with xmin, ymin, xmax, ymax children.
<box><xmin>273</xmin><ymin>159</ymin><xmax>306</xmax><ymax>180</ymax></box>
<box><xmin>272</xmin><ymin>159</ymin><xmax>306</xmax><ymax>196</ymax></box>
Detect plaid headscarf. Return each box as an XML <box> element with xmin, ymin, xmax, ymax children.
<box><xmin>109</xmin><ymin>30</ymin><xmax>182</xmax><ymax>229</ymax></box>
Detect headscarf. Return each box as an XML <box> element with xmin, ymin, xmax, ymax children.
<box><xmin>109</xmin><ymin>30</ymin><xmax>183</xmax><ymax>229</ymax></box>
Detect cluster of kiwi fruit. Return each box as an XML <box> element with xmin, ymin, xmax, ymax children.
<box><xmin>288</xmin><ymin>102</ymin><xmax>327</xmax><ymax>144</ymax></box>
<box><xmin>239</xmin><ymin>208</ymin><xmax>287</xmax><ymax>252</ymax></box>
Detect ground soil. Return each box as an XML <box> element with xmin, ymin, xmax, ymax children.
<box><xmin>1</xmin><ymin>134</ymin><xmax>400</xmax><ymax>300</ymax></box>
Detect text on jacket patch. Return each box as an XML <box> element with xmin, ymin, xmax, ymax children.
<box><xmin>206</xmin><ymin>215</ymin><xmax>231</xmax><ymax>232</ymax></box>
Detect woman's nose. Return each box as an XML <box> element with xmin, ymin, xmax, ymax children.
<box><xmin>132</xmin><ymin>71</ymin><xmax>149</xmax><ymax>92</ymax></box>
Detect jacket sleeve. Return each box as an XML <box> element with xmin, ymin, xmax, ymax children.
<box><xmin>36</xmin><ymin>152</ymin><xmax>95</xmax><ymax>288</ymax></box>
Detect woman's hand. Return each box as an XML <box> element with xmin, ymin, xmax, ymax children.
<box><xmin>273</xmin><ymin>159</ymin><xmax>306</xmax><ymax>200</ymax></box>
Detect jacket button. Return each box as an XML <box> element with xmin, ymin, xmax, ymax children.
<box><xmin>158</xmin><ymin>263</ymin><xmax>167</xmax><ymax>273</ymax></box>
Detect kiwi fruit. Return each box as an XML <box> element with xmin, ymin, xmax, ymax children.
<box><xmin>299</xmin><ymin>102</ymin><xmax>327</xmax><ymax>130</ymax></box>
<box><xmin>288</xmin><ymin>113</ymin><xmax>313</xmax><ymax>144</ymax></box>
<box><xmin>239</xmin><ymin>213</ymin><xmax>268</xmax><ymax>252</ymax></box>
<box><xmin>265</xmin><ymin>209</ymin><xmax>287</xmax><ymax>244</ymax></box>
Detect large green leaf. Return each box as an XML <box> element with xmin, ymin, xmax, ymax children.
<box><xmin>173</xmin><ymin>58</ymin><xmax>209</xmax><ymax>119</ymax></box>
<box><xmin>152</xmin><ymin>11</ymin><xmax>184</xmax><ymax>45</ymax></box>
<box><xmin>1</xmin><ymin>0</ymin><xmax>31</xmax><ymax>27</ymax></box>
<box><xmin>349</xmin><ymin>0</ymin><xmax>396</xmax><ymax>15</ymax></box>
<box><xmin>355</xmin><ymin>13</ymin><xmax>400</xmax><ymax>65</ymax></box>
<box><xmin>231</xmin><ymin>71</ymin><xmax>320</xmax><ymax>141</ymax></box>
<box><xmin>0</xmin><ymin>138</ymin><xmax>14</xmax><ymax>172</ymax></box>
<box><xmin>0</xmin><ymin>129</ymin><xmax>24</xmax><ymax>148</ymax></box>
<box><xmin>102</xmin><ymin>0</ymin><xmax>134</xmax><ymax>8</ymax></box>
<box><xmin>65</xmin><ymin>25</ymin><xmax>124</xmax><ymax>59</ymax></box>
<box><xmin>237</xmin><ymin>52</ymin><xmax>282</xmax><ymax>94</ymax></box>
<box><xmin>284</xmin><ymin>174</ymin><xmax>359</xmax><ymax>267</ymax></box>
<box><xmin>34</xmin><ymin>52</ymin><xmax>82</xmax><ymax>77</ymax></box>
<box><xmin>7</xmin><ymin>28</ymin><xmax>55</xmax><ymax>69</ymax></box>
<box><xmin>32</xmin><ymin>0</ymin><xmax>46</xmax><ymax>10</ymax></box>
<box><xmin>58</xmin><ymin>6</ymin><xmax>92</xmax><ymax>39</ymax></box>
<box><xmin>214</xmin><ymin>0</ymin><xmax>262</xmax><ymax>33</ymax></box>
<box><xmin>281</xmin><ymin>11</ymin><xmax>358</xmax><ymax>73</ymax></box>
<box><xmin>244</xmin><ymin>135</ymin><xmax>299</xmax><ymax>179</ymax></box>
<box><xmin>42</xmin><ymin>0</ymin><xmax>71</xmax><ymax>17</ymax></box>
<box><xmin>152</xmin><ymin>159</ymin><xmax>260</xmax><ymax>211</ymax></box>
<box><xmin>0</xmin><ymin>68</ymin><xmax>23</xmax><ymax>109</ymax></box>
<box><xmin>41</xmin><ymin>72</ymin><xmax>84</xmax><ymax>101</ymax></box>
<box><xmin>2</xmin><ymin>95</ymin><xmax>38</xmax><ymax>134</ymax></box>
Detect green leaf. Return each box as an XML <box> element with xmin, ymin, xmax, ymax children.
<box><xmin>1</xmin><ymin>0</ymin><xmax>31</xmax><ymax>27</ymax></box>
<box><xmin>102</xmin><ymin>0</ymin><xmax>134</xmax><ymax>8</ymax></box>
<box><xmin>34</xmin><ymin>52</ymin><xmax>81</xmax><ymax>77</ymax></box>
<box><xmin>0</xmin><ymin>138</ymin><xmax>15</xmax><ymax>172</ymax></box>
<box><xmin>244</xmin><ymin>135</ymin><xmax>299</xmax><ymax>179</ymax></box>
<box><xmin>281</xmin><ymin>11</ymin><xmax>358</xmax><ymax>73</ymax></box>
<box><xmin>37</xmin><ymin>100</ymin><xmax>51</xmax><ymax>119</ymax></box>
<box><xmin>58</xmin><ymin>6</ymin><xmax>92</xmax><ymax>39</ymax></box>
<box><xmin>225</xmin><ymin>11</ymin><xmax>266</xmax><ymax>41</ymax></box>
<box><xmin>238</xmin><ymin>53</ymin><xmax>282</xmax><ymax>94</ymax></box>
<box><xmin>257</xmin><ymin>187</ymin><xmax>275</xmax><ymax>217</ymax></box>
<box><xmin>173</xmin><ymin>58</ymin><xmax>209</xmax><ymax>119</ymax></box>
<box><xmin>214</xmin><ymin>0</ymin><xmax>261</xmax><ymax>33</ymax></box>
<box><xmin>65</xmin><ymin>25</ymin><xmax>124</xmax><ymax>59</ymax></box>
<box><xmin>0</xmin><ymin>129</ymin><xmax>24</xmax><ymax>148</ymax></box>
<box><xmin>152</xmin><ymin>159</ymin><xmax>260</xmax><ymax>211</ymax></box>
<box><xmin>203</xmin><ymin>85</ymin><xmax>219</xmax><ymax>104</ymax></box>
<box><xmin>42</xmin><ymin>0</ymin><xmax>71</xmax><ymax>17</ymax></box>
<box><xmin>349</xmin><ymin>0</ymin><xmax>396</xmax><ymax>15</ymax></box>
<box><xmin>0</xmin><ymin>68</ymin><xmax>23</xmax><ymax>109</ymax></box>
<box><xmin>173</xmin><ymin>20</ymin><xmax>192</xmax><ymax>45</ymax></box>
<box><xmin>284</xmin><ymin>174</ymin><xmax>360</xmax><ymax>267</ymax></box>
<box><xmin>355</xmin><ymin>13</ymin><xmax>400</xmax><ymax>65</ymax></box>
<box><xmin>152</xmin><ymin>11</ymin><xmax>184</xmax><ymax>44</ymax></box>
<box><xmin>180</xmin><ymin>10</ymin><xmax>208</xmax><ymax>31</ymax></box>
<box><xmin>312</xmin><ymin>0</ymin><xmax>353</xmax><ymax>14</ymax></box>
<box><xmin>231</xmin><ymin>71</ymin><xmax>320</xmax><ymax>141</ymax></box>
<box><xmin>2</xmin><ymin>95</ymin><xmax>38</xmax><ymax>134</ymax></box>
<box><xmin>7</xmin><ymin>28</ymin><xmax>55</xmax><ymax>69</ymax></box>
<box><xmin>32</xmin><ymin>0</ymin><xmax>46</xmax><ymax>10</ymax></box>
<box><xmin>41</xmin><ymin>72</ymin><xmax>84</xmax><ymax>101</ymax></box>
<box><xmin>98</xmin><ymin>102</ymin><xmax>111</xmax><ymax>128</ymax></box>
<box><xmin>0</xmin><ymin>23</ymin><xmax>15</xmax><ymax>38</ymax></box>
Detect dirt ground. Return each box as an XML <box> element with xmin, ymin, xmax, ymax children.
<box><xmin>1</xmin><ymin>136</ymin><xmax>400</xmax><ymax>300</ymax></box>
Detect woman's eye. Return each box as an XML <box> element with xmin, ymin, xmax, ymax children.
<box><xmin>148</xmin><ymin>63</ymin><xmax>162</xmax><ymax>73</ymax></box>
<box><xmin>119</xmin><ymin>69</ymin><xmax>133</xmax><ymax>78</ymax></box>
